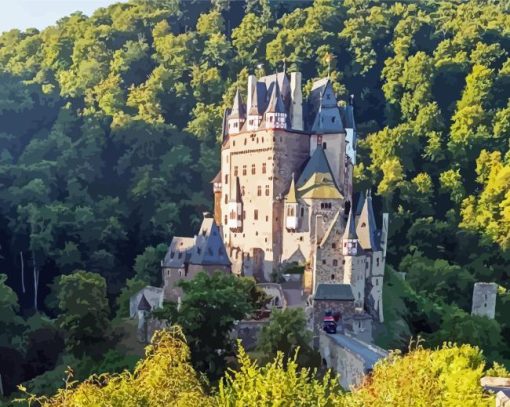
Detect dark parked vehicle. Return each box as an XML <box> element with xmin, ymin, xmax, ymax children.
<box><xmin>323</xmin><ymin>310</ymin><xmax>337</xmax><ymax>334</ymax></box>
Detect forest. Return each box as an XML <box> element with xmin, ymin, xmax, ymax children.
<box><xmin>0</xmin><ymin>0</ymin><xmax>509</xmax><ymax>402</ymax></box>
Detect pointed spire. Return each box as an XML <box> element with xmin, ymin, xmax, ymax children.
<box><xmin>343</xmin><ymin>207</ymin><xmax>358</xmax><ymax>240</ymax></box>
<box><xmin>249</xmin><ymin>82</ymin><xmax>260</xmax><ymax>115</ymax></box>
<box><xmin>355</xmin><ymin>191</ymin><xmax>365</xmax><ymax>217</ymax></box>
<box><xmin>266</xmin><ymin>78</ymin><xmax>285</xmax><ymax>114</ymax></box>
<box><xmin>231</xmin><ymin>176</ymin><xmax>242</xmax><ymax>203</ymax></box>
<box><xmin>229</xmin><ymin>88</ymin><xmax>245</xmax><ymax>119</ymax></box>
<box><xmin>286</xmin><ymin>174</ymin><xmax>298</xmax><ymax>203</ymax></box>
<box><xmin>356</xmin><ymin>189</ymin><xmax>379</xmax><ymax>251</ymax></box>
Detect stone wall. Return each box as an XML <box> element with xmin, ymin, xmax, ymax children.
<box><xmin>319</xmin><ymin>332</ymin><xmax>387</xmax><ymax>390</ymax></box>
<box><xmin>232</xmin><ymin>319</ymin><xmax>269</xmax><ymax>350</ymax></box>
<box><xmin>220</xmin><ymin>128</ymin><xmax>310</xmax><ymax>280</ymax></box>
<box><xmin>472</xmin><ymin>282</ymin><xmax>498</xmax><ymax>319</ymax></box>
<box><xmin>320</xmin><ymin>334</ymin><xmax>366</xmax><ymax>389</ymax></box>
<box><xmin>312</xmin><ymin>299</ymin><xmax>355</xmax><ymax>337</ymax></box>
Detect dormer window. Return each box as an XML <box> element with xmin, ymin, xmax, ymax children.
<box><xmin>361</xmin><ymin>222</ymin><xmax>366</xmax><ymax>227</ymax></box>
<box><xmin>323</xmin><ymin>142</ymin><xmax>327</xmax><ymax>149</ymax></box>
<box><xmin>170</xmin><ymin>251</ymin><xmax>175</xmax><ymax>258</ymax></box>
<box><xmin>178</xmin><ymin>252</ymin><xmax>182</xmax><ymax>259</ymax></box>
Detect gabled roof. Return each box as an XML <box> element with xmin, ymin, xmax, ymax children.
<box><xmin>315</xmin><ymin>284</ymin><xmax>354</xmax><ymax>301</ymax></box>
<box><xmin>286</xmin><ymin>175</ymin><xmax>298</xmax><ymax>203</ymax></box>
<box><xmin>298</xmin><ymin>173</ymin><xmax>343</xmax><ymax>200</ymax></box>
<box><xmin>343</xmin><ymin>208</ymin><xmax>358</xmax><ymax>240</ymax></box>
<box><xmin>162</xmin><ymin>237</ymin><xmax>195</xmax><ymax>268</ymax></box>
<box><xmin>356</xmin><ymin>190</ymin><xmax>380</xmax><ymax>251</ymax></box>
<box><xmin>229</xmin><ymin>89</ymin><xmax>245</xmax><ymax>119</ymax></box>
<box><xmin>285</xmin><ymin>246</ymin><xmax>306</xmax><ymax>264</ymax></box>
<box><xmin>138</xmin><ymin>294</ymin><xmax>152</xmax><ymax>311</ymax></box>
<box><xmin>308</xmin><ymin>79</ymin><xmax>344</xmax><ymax>134</ymax></box>
<box><xmin>162</xmin><ymin>216</ymin><xmax>231</xmax><ymax>269</ymax></box>
<box><xmin>189</xmin><ymin>217</ymin><xmax>231</xmax><ymax>266</ymax></box>
<box><xmin>297</xmin><ymin>146</ymin><xmax>335</xmax><ymax>187</ymax></box>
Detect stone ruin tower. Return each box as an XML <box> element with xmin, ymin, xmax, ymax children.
<box><xmin>471</xmin><ymin>282</ymin><xmax>498</xmax><ymax>319</ymax></box>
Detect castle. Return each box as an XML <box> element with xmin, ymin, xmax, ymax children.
<box><xmin>208</xmin><ymin>70</ymin><xmax>388</xmax><ymax>322</ymax></box>
<box><xmin>157</xmin><ymin>71</ymin><xmax>388</xmax><ymax>325</ymax></box>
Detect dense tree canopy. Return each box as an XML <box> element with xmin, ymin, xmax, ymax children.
<box><xmin>0</xmin><ymin>0</ymin><xmax>509</xmax><ymax>398</ymax></box>
<box><xmin>19</xmin><ymin>327</ymin><xmax>505</xmax><ymax>406</ymax></box>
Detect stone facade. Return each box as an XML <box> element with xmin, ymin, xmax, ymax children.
<box><xmin>214</xmin><ymin>71</ymin><xmax>389</xmax><ymax>326</ymax></box>
<box><xmin>161</xmin><ymin>214</ymin><xmax>231</xmax><ymax>303</ymax></box>
<box><xmin>471</xmin><ymin>282</ymin><xmax>498</xmax><ymax>319</ymax></box>
<box><xmin>313</xmin><ymin>298</ymin><xmax>356</xmax><ymax>337</ymax></box>
<box><xmin>319</xmin><ymin>331</ymin><xmax>387</xmax><ymax>389</ymax></box>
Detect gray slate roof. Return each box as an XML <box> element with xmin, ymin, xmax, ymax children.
<box><xmin>162</xmin><ymin>217</ymin><xmax>231</xmax><ymax>268</ymax></box>
<box><xmin>315</xmin><ymin>284</ymin><xmax>354</xmax><ymax>301</ymax></box>
<box><xmin>296</xmin><ymin>145</ymin><xmax>336</xmax><ymax>187</ymax></box>
<box><xmin>138</xmin><ymin>294</ymin><xmax>152</xmax><ymax>311</ymax></box>
<box><xmin>229</xmin><ymin>89</ymin><xmax>245</xmax><ymax>119</ymax></box>
<box><xmin>356</xmin><ymin>191</ymin><xmax>380</xmax><ymax>251</ymax></box>
<box><xmin>343</xmin><ymin>208</ymin><xmax>358</xmax><ymax>240</ymax></box>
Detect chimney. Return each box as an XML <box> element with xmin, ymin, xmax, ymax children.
<box><xmin>247</xmin><ymin>75</ymin><xmax>257</xmax><ymax>114</ymax></box>
<box><xmin>290</xmin><ymin>72</ymin><xmax>303</xmax><ymax>131</ymax></box>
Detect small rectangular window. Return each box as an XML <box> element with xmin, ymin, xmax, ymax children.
<box><xmin>254</xmin><ymin>210</ymin><xmax>258</xmax><ymax>220</ymax></box>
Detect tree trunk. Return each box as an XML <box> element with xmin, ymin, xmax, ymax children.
<box><xmin>20</xmin><ymin>251</ymin><xmax>25</xmax><ymax>294</ymax></box>
<box><xmin>32</xmin><ymin>251</ymin><xmax>38</xmax><ymax>312</ymax></box>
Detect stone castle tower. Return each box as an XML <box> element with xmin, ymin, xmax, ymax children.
<box><xmin>211</xmin><ymin>70</ymin><xmax>389</xmax><ymax>322</ymax></box>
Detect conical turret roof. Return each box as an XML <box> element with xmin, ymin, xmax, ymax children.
<box><xmin>229</xmin><ymin>88</ymin><xmax>245</xmax><ymax>119</ymax></box>
<box><xmin>249</xmin><ymin>82</ymin><xmax>261</xmax><ymax>115</ymax></box>
<box><xmin>286</xmin><ymin>175</ymin><xmax>298</xmax><ymax>203</ymax></box>
<box><xmin>265</xmin><ymin>79</ymin><xmax>285</xmax><ymax>114</ymax></box>
<box><xmin>356</xmin><ymin>190</ymin><xmax>380</xmax><ymax>251</ymax></box>
<box><xmin>343</xmin><ymin>208</ymin><xmax>358</xmax><ymax>240</ymax></box>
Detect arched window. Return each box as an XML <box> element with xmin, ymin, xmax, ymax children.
<box><xmin>265</xmin><ymin>185</ymin><xmax>270</xmax><ymax>196</ymax></box>
<box><xmin>262</xmin><ymin>163</ymin><xmax>266</xmax><ymax>174</ymax></box>
<box><xmin>234</xmin><ymin>166</ymin><xmax>238</xmax><ymax>176</ymax></box>
<box><xmin>224</xmin><ymin>194</ymin><xmax>228</xmax><ymax>204</ymax></box>
<box><xmin>242</xmin><ymin>165</ymin><xmax>247</xmax><ymax>176</ymax></box>
<box><xmin>251</xmin><ymin>164</ymin><xmax>256</xmax><ymax>174</ymax></box>
<box><xmin>257</xmin><ymin>186</ymin><xmax>262</xmax><ymax>196</ymax></box>
<box><xmin>242</xmin><ymin>186</ymin><xmax>245</xmax><ymax>196</ymax></box>
<box><xmin>254</xmin><ymin>209</ymin><xmax>258</xmax><ymax>220</ymax></box>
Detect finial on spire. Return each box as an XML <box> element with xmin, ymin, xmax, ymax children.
<box><xmin>282</xmin><ymin>58</ymin><xmax>287</xmax><ymax>74</ymax></box>
<box><xmin>325</xmin><ymin>53</ymin><xmax>333</xmax><ymax>79</ymax></box>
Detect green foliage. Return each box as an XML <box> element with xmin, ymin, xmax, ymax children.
<box><xmin>217</xmin><ymin>345</ymin><xmax>342</xmax><ymax>406</ymax></box>
<box><xmin>175</xmin><ymin>272</ymin><xmax>257</xmax><ymax>379</ymax></box>
<box><xmin>55</xmin><ymin>271</ymin><xmax>110</xmax><ymax>357</ymax></box>
<box><xmin>115</xmin><ymin>278</ymin><xmax>148</xmax><ymax>319</ymax></box>
<box><xmin>0</xmin><ymin>0</ymin><xmax>509</xmax><ymax>393</ymax></box>
<box><xmin>257</xmin><ymin>308</ymin><xmax>315</xmax><ymax>367</ymax></box>
<box><xmin>133</xmin><ymin>243</ymin><xmax>168</xmax><ymax>286</ymax></box>
<box><xmin>0</xmin><ymin>274</ymin><xmax>25</xmax><ymax>348</ymax></box>
<box><xmin>348</xmin><ymin>343</ymin><xmax>495</xmax><ymax>406</ymax></box>
<box><xmin>20</xmin><ymin>329</ymin><xmax>500</xmax><ymax>407</ymax></box>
